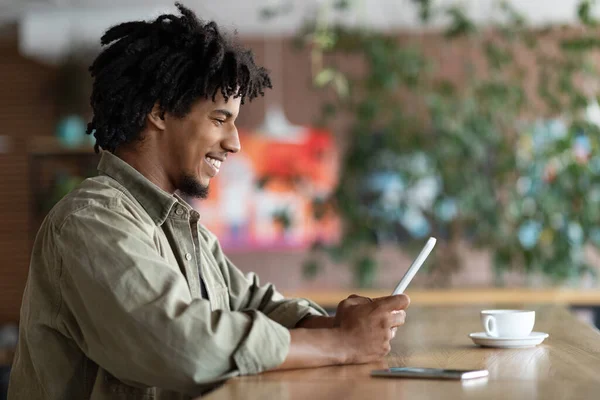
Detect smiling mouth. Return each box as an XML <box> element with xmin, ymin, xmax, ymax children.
<box><xmin>204</xmin><ymin>156</ymin><xmax>222</xmax><ymax>176</ymax></box>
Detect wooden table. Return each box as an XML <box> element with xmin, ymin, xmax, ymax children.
<box><xmin>286</xmin><ymin>288</ymin><xmax>600</xmax><ymax>328</ymax></box>
<box><xmin>284</xmin><ymin>288</ymin><xmax>600</xmax><ymax>308</ymax></box>
<box><xmin>203</xmin><ymin>305</ymin><xmax>600</xmax><ymax>400</ymax></box>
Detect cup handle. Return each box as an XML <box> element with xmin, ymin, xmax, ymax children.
<box><xmin>484</xmin><ymin>315</ymin><xmax>498</xmax><ymax>337</ymax></box>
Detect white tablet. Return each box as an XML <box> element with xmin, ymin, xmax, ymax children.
<box><xmin>391</xmin><ymin>237</ymin><xmax>436</xmax><ymax>295</ymax></box>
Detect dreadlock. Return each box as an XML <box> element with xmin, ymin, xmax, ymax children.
<box><xmin>86</xmin><ymin>2</ymin><xmax>272</xmax><ymax>153</ymax></box>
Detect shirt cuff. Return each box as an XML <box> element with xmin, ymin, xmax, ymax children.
<box><xmin>266</xmin><ymin>298</ymin><xmax>328</xmax><ymax>329</ymax></box>
<box><xmin>233</xmin><ymin>311</ymin><xmax>291</xmax><ymax>375</ymax></box>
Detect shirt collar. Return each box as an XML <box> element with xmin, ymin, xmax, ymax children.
<box><xmin>97</xmin><ymin>151</ymin><xmax>179</xmax><ymax>226</ymax></box>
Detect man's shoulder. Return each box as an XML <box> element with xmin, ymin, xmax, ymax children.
<box><xmin>47</xmin><ymin>175</ymin><xmax>147</xmax><ymax>230</ymax></box>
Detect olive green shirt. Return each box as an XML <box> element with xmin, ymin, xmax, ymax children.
<box><xmin>8</xmin><ymin>151</ymin><xmax>326</xmax><ymax>399</ymax></box>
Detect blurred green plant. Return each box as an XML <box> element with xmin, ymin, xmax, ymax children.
<box><xmin>269</xmin><ymin>0</ymin><xmax>600</xmax><ymax>287</ymax></box>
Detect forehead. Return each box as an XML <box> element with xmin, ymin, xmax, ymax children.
<box><xmin>189</xmin><ymin>92</ymin><xmax>241</xmax><ymax>114</ymax></box>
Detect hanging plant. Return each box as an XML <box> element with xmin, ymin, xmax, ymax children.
<box><xmin>267</xmin><ymin>0</ymin><xmax>600</xmax><ymax>287</ymax></box>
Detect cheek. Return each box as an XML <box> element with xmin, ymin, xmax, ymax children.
<box><xmin>176</xmin><ymin>121</ymin><xmax>218</xmax><ymax>164</ymax></box>
<box><xmin>184</xmin><ymin>134</ymin><xmax>212</xmax><ymax>172</ymax></box>
<box><xmin>182</xmin><ymin>129</ymin><xmax>208</xmax><ymax>158</ymax></box>
<box><xmin>186</xmin><ymin>149</ymin><xmax>205</xmax><ymax>174</ymax></box>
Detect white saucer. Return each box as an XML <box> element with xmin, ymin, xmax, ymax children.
<box><xmin>469</xmin><ymin>332</ymin><xmax>549</xmax><ymax>348</ymax></box>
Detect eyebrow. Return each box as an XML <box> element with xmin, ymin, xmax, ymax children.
<box><xmin>212</xmin><ymin>109</ymin><xmax>234</xmax><ymax>119</ymax></box>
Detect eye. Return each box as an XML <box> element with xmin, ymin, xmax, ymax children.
<box><xmin>213</xmin><ymin>119</ymin><xmax>225</xmax><ymax>127</ymax></box>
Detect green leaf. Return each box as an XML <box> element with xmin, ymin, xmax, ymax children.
<box><xmin>302</xmin><ymin>259</ymin><xmax>321</xmax><ymax>280</ymax></box>
<box><xmin>259</xmin><ymin>3</ymin><xmax>293</xmax><ymax>20</ymax></box>
<box><xmin>314</xmin><ymin>68</ymin><xmax>336</xmax><ymax>87</ymax></box>
<box><xmin>561</xmin><ymin>36</ymin><xmax>600</xmax><ymax>51</ymax></box>
<box><xmin>333</xmin><ymin>0</ymin><xmax>351</xmax><ymax>10</ymax></box>
<box><xmin>357</xmin><ymin>99</ymin><xmax>378</xmax><ymax>122</ymax></box>
<box><xmin>523</xmin><ymin>33</ymin><xmax>537</xmax><ymax>49</ymax></box>
<box><xmin>326</xmin><ymin>245</ymin><xmax>347</xmax><ymax>263</ymax></box>
<box><xmin>354</xmin><ymin>255</ymin><xmax>378</xmax><ymax>288</ymax></box>
<box><xmin>577</xmin><ymin>0</ymin><xmax>598</xmax><ymax>26</ymax></box>
<box><xmin>484</xmin><ymin>41</ymin><xmax>513</xmax><ymax>70</ymax></box>
<box><xmin>321</xmin><ymin>102</ymin><xmax>337</xmax><ymax>118</ymax></box>
<box><xmin>333</xmin><ymin>73</ymin><xmax>350</xmax><ymax>98</ymax></box>
<box><xmin>571</xmin><ymin>91</ymin><xmax>589</xmax><ymax>111</ymax></box>
<box><xmin>433</xmin><ymin>80</ymin><xmax>456</xmax><ymax>97</ymax></box>
<box><xmin>313</xmin><ymin>30</ymin><xmax>337</xmax><ymax>51</ymax></box>
<box><xmin>259</xmin><ymin>7</ymin><xmax>278</xmax><ymax>21</ymax></box>
<box><xmin>499</xmin><ymin>0</ymin><xmax>527</xmax><ymax>29</ymax></box>
<box><xmin>558</xmin><ymin>70</ymin><xmax>574</xmax><ymax>93</ymax></box>
<box><xmin>444</xmin><ymin>6</ymin><xmax>477</xmax><ymax>38</ymax></box>
<box><xmin>538</xmin><ymin>68</ymin><xmax>562</xmax><ymax>112</ymax></box>
<box><xmin>411</xmin><ymin>0</ymin><xmax>434</xmax><ymax>23</ymax></box>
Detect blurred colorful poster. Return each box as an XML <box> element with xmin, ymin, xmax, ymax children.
<box><xmin>188</xmin><ymin>128</ymin><xmax>340</xmax><ymax>251</ymax></box>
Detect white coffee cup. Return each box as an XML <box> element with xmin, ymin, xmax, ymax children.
<box><xmin>480</xmin><ymin>310</ymin><xmax>535</xmax><ymax>338</ymax></box>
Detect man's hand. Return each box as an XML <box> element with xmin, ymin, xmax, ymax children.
<box><xmin>272</xmin><ymin>294</ymin><xmax>410</xmax><ymax>371</ymax></box>
<box><xmin>295</xmin><ymin>294</ymin><xmax>374</xmax><ymax>329</ymax></box>
<box><xmin>333</xmin><ymin>294</ymin><xmax>374</xmax><ymax>328</ymax></box>
<box><xmin>335</xmin><ymin>294</ymin><xmax>410</xmax><ymax>364</ymax></box>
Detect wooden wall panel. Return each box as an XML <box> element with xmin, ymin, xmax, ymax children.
<box><xmin>0</xmin><ymin>43</ymin><xmax>56</xmax><ymax>323</ymax></box>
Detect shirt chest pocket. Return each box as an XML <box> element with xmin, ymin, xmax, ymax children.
<box><xmin>199</xmin><ymin>250</ymin><xmax>231</xmax><ymax>311</ymax></box>
<box><xmin>208</xmin><ymin>285</ymin><xmax>230</xmax><ymax>311</ymax></box>
<box><xmin>154</xmin><ymin>231</ymin><xmax>200</xmax><ymax>294</ymax></box>
<box><xmin>155</xmin><ymin>226</ymin><xmax>231</xmax><ymax>309</ymax></box>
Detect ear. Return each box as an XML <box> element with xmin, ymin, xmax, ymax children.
<box><xmin>147</xmin><ymin>102</ymin><xmax>167</xmax><ymax>131</ymax></box>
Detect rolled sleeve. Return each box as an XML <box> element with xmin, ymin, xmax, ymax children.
<box><xmin>261</xmin><ymin>296</ymin><xmax>328</xmax><ymax>328</ymax></box>
<box><xmin>233</xmin><ymin>311</ymin><xmax>290</xmax><ymax>375</ymax></box>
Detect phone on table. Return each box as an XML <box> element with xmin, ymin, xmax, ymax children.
<box><xmin>391</xmin><ymin>237</ymin><xmax>436</xmax><ymax>295</ymax></box>
<box><xmin>371</xmin><ymin>367</ymin><xmax>489</xmax><ymax>380</ymax></box>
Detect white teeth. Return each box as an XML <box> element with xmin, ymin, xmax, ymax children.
<box><xmin>206</xmin><ymin>157</ymin><xmax>222</xmax><ymax>170</ymax></box>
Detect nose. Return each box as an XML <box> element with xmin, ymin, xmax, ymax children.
<box><xmin>222</xmin><ymin>126</ymin><xmax>241</xmax><ymax>154</ymax></box>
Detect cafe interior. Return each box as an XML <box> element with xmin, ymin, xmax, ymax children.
<box><xmin>1</xmin><ymin>0</ymin><xmax>600</xmax><ymax>399</ymax></box>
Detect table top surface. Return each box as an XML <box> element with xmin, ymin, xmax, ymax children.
<box><xmin>203</xmin><ymin>305</ymin><xmax>600</xmax><ymax>400</ymax></box>
<box><xmin>284</xmin><ymin>288</ymin><xmax>600</xmax><ymax>308</ymax></box>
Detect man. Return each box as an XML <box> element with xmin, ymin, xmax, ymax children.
<box><xmin>8</xmin><ymin>3</ymin><xmax>409</xmax><ymax>399</ymax></box>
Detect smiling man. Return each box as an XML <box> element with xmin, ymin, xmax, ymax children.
<box><xmin>8</xmin><ymin>3</ymin><xmax>409</xmax><ymax>400</ymax></box>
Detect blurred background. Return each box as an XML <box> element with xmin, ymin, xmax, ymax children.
<box><xmin>2</xmin><ymin>0</ymin><xmax>600</xmax><ymax>391</ymax></box>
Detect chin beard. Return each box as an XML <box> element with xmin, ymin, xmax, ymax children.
<box><xmin>179</xmin><ymin>174</ymin><xmax>209</xmax><ymax>199</ymax></box>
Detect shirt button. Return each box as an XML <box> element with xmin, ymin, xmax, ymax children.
<box><xmin>175</xmin><ymin>207</ymin><xmax>184</xmax><ymax>215</ymax></box>
<box><xmin>185</xmin><ymin>253</ymin><xmax>192</xmax><ymax>261</ymax></box>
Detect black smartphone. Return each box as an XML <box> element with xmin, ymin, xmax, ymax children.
<box><xmin>371</xmin><ymin>367</ymin><xmax>489</xmax><ymax>380</ymax></box>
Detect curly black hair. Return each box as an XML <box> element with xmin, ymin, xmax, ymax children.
<box><xmin>86</xmin><ymin>2</ymin><xmax>272</xmax><ymax>153</ymax></box>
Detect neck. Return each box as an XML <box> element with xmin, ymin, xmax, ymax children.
<box><xmin>115</xmin><ymin>143</ymin><xmax>175</xmax><ymax>194</ymax></box>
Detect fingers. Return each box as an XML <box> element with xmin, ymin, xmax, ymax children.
<box><xmin>389</xmin><ymin>310</ymin><xmax>406</xmax><ymax>327</ymax></box>
<box><xmin>372</xmin><ymin>294</ymin><xmax>411</xmax><ymax>312</ymax></box>
<box><xmin>376</xmin><ymin>309</ymin><xmax>406</xmax><ymax>332</ymax></box>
